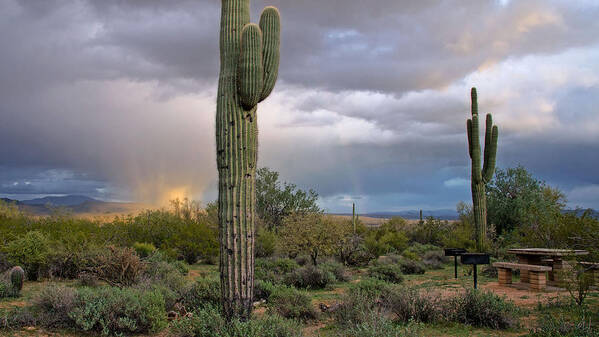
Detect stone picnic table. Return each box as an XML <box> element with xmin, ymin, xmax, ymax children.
<box><xmin>507</xmin><ymin>248</ymin><xmax>589</xmax><ymax>287</ymax></box>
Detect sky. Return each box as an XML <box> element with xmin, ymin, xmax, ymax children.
<box><xmin>0</xmin><ymin>0</ymin><xmax>598</xmax><ymax>213</ymax></box>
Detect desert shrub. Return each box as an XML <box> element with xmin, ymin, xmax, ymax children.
<box><xmin>0</xmin><ymin>253</ymin><xmax>11</xmax><ymax>273</ymax></box>
<box><xmin>294</xmin><ymin>255</ymin><xmax>310</xmax><ymax>266</ymax></box>
<box><xmin>255</xmin><ymin>258</ymin><xmax>299</xmax><ymax>284</ymax></box>
<box><xmin>384</xmin><ymin>287</ymin><xmax>441</xmax><ymax>323</ymax></box>
<box><xmin>169</xmin><ymin>304</ymin><xmax>226</xmax><ymax>337</ymax></box>
<box><xmin>32</xmin><ymin>285</ymin><xmax>77</xmax><ymax>328</ymax></box>
<box><xmin>334</xmin><ymin>292</ymin><xmax>382</xmax><ymax>327</ymax></box>
<box><xmin>421</xmin><ymin>250</ymin><xmax>448</xmax><ymax>269</ymax></box>
<box><xmin>284</xmin><ymin>265</ymin><xmax>334</xmax><ymax>289</ymax></box>
<box><xmin>368</xmin><ymin>264</ymin><xmax>404</xmax><ymax>283</ymax></box>
<box><xmin>348</xmin><ymin>277</ymin><xmax>393</xmax><ymax>301</ymax></box>
<box><xmin>267</xmin><ymin>285</ymin><xmax>317</xmax><ymax>320</ymax></box>
<box><xmin>344</xmin><ymin>315</ymin><xmax>424</xmax><ymax>337</ymax></box>
<box><xmin>180</xmin><ymin>276</ymin><xmax>221</xmax><ymax>311</ymax></box>
<box><xmin>254</xmin><ymin>279</ymin><xmax>275</xmax><ymax>301</ymax></box>
<box><xmin>399</xmin><ymin>260</ymin><xmax>426</xmax><ymax>275</ymax></box>
<box><xmin>0</xmin><ymin>280</ymin><xmax>19</xmax><ymax>298</ymax></box>
<box><xmin>68</xmin><ymin>286</ymin><xmax>167</xmax><ymax>336</ymax></box>
<box><xmin>228</xmin><ymin>314</ymin><xmax>303</xmax><ymax>337</ymax></box>
<box><xmin>0</xmin><ymin>307</ymin><xmax>36</xmax><ymax>329</ymax></box>
<box><xmin>481</xmin><ymin>265</ymin><xmax>498</xmax><ymax>278</ymax></box>
<box><xmin>528</xmin><ymin>311</ymin><xmax>599</xmax><ymax>337</ymax></box>
<box><xmin>446</xmin><ymin>289</ymin><xmax>520</xmax><ymax>329</ymax></box>
<box><xmin>319</xmin><ymin>260</ymin><xmax>350</xmax><ymax>282</ymax></box>
<box><xmin>559</xmin><ymin>263</ymin><xmax>595</xmax><ymax>306</ymax></box>
<box><xmin>408</xmin><ymin>218</ymin><xmax>450</xmax><ymax>246</ymax></box>
<box><xmin>403</xmin><ymin>243</ymin><xmax>441</xmax><ymax>257</ymax></box>
<box><xmin>133</xmin><ymin>242</ymin><xmax>156</xmax><ymax>258</ymax></box>
<box><xmin>170</xmin><ymin>305</ymin><xmax>303</xmax><ymax>337</ymax></box>
<box><xmin>3</xmin><ymin>231</ymin><xmax>50</xmax><ymax>280</ymax></box>
<box><xmin>83</xmin><ymin>246</ymin><xmax>145</xmax><ymax>287</ymax></box>
<box><xmin>365</xmin><ymin>222</ymin><xmax>409</xmax><ymax>258</ymax></box>
<box><xmin>255</xmin><ymin>228</ymin><xmax>277</xmax><ymax>258</ymax></box>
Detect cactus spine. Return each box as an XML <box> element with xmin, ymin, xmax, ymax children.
<box><xmin>216</xmin><ymin>0</ymin><xmax>280</xmax><ymax>320</ymax></box>
<box><xmin>467</xmin><ymin>88</ymin><xmax>498</xmax><ymax>252</ymax></box>
<box><xmin>10</xmin><ymin>266</ymin><xmax>24</xmax><ymax>292</ymax></box>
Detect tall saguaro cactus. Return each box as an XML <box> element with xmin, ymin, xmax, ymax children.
<box><xmin>216</xmin><ymin>0</ymin><xmax>280</xmax><ymax>320</ymax></box>
<box><xmin>467</xmin><ymin>88</ymin><xmax>498</xmax><ymax>252</ymax></box>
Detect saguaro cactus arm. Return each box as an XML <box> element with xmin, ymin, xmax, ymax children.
<box><xmin>259</xmin><ymin>6</ymin><xmax>280</xmax><ymax>101</ymax></box>
<box><xmin>482</xmin><ymin>114</ymin><xmax>498</xmax><ymax>183</ymax></box>
<box><xmin>238</xmin><ymin>24</ymin><xmax>264</xmax><ymax>110</ymax></box>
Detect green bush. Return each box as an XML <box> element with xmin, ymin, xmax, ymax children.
<box><xmin>181</xmin><ymin>276</ymin><xmax>221</xmax><ymax>311</ymax></box>
<box><xmin>348</xmin><ymin>277</ymin><xmax>393</xmax><ymax>301</ymax></box>
<box><xmin>267</xmin><ymin>285</ymin><xmax>317</xmax><ymax>320</ymax></box>
<box><xmin>170</xmin><ymin>305</ymin><xmax>303</xmax><ymax>337</ymax></box>
<box><xmin>255</xmin><ymin>258</ymin><xmax>299</xmax><ymax>284</ymax></box>
<box><xmin>0</xmin><ymin>280</ymin><xmax>19</xmax><ymax>298</ymax></box>
<box><xmin>528</xmin><ymin>312</ymin><xmax>599</xmax><ymax>337</ymax></box>
<box><xmin>133</xmin><ymin>242</ymin><xmax>157</xmax><ymax>258</ymax></box>
<box><xmin>69</xmin><ymin>286</ymin><xmax>167</xmax><ymax>336</ymax></box>
<box><xmin>368</xmin><ymin>264</ymin><xmax>404</xmax><ymax>283</ymax></box>
<box><xmin>446</xmin><ymin>289</ymin><xmax>520</xmax><ymax>329</ymax></box>
<box><xmin>284</xmin><ymin>265</ymin><xmax>334</xmax><ymax>289</ymax></box>
<box><xmin>254</xmin><ymin>279</ymin><xmax>275</xmax><ymax>301</ymax></box>
<box><xmin>83</xmin><ymin>246</ymin><xmax>145</xmax><ymax>287</ymax></box>
<box><xmin>421</xmin><ymin>250</ymin><xmax>448</xmax><ymax>269</ymax></box>
<box><xmin>32</xmin><ymin>285</ymin><xmax>77</xmax><ymax>328</ymax></box>
<box><xmin>3</xmin><ymin>231</ymin><xmax>50</xmax><ymax>280</ymax></box>
<box><xmin>344</xmin><ymin>315</ymin><xmax>424</xmax><ymax>337</ymax></box>
<box><xmin>255</xmin><ymin>228</ymin><xmax>277</xmax><ymax>258</ymax></box>
<box><xmin>399</xmin><ymin>260</ymin><xmax>426</xmax><ymax>275</ymax></box>
<box><xmin>384</xmin><ymin>287</ymin><xmax>441</xmax><ymax>323</ymax></box>
<box><xmin>319</xmin><ymin>260</ymin><xmax>350</xmax><ymax>282</ymax></box>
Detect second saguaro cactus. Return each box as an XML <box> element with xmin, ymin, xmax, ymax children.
<box><xmin>216</xmin><ymin>0</ymin><xmax>280</xmax><ymax>320</ymax></box>
<box><xmin>467</xmin><ymin>88</ymin><xmax>498</xmax><ymax>252</ymax></box>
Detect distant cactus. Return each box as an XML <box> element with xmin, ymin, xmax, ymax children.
<box><xmin>467</xmin><ymin>88</ymin><xmax>498</xmax><ymax>252</ymax></box>
<box><xmin>216</xmin><ymin>0</ymin><xmax>281</xmax><ymax>320</ymax></box>
<box><xmin>352</xmin><ymin>203</ymin><xmax>356</xmax><ymax>233</ymax></box>
<box><xmin>10</xmin><ymin>266</ymin><xmax>24</xmax><ymax>292</ymax></box>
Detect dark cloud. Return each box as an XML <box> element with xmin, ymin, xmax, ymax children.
<box><xmin>0</xmin><ymin>0</ymin><xmax>598</xmax><ymax>211</ymax></box>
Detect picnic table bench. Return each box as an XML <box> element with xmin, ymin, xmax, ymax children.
<box><xmin>493</xmin><ymin>262</ymin><xmax>551</xmax><ymax>291</ymax></box>
<box><xmin>507</xmin><ymin>248</ymin><xmax>588</xmax><ymax>287</ymax></box>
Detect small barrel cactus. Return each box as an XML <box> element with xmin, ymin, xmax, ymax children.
<box><xmin>10</xmin><ymin>266</ymin><xmax>25</xmax><ymax>292</ymax></box>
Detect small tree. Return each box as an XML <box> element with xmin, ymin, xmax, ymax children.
<box><xmin>559</xmin><ymin>263</ymin><xmax>594</xmax><ymax>306</ymax></box>
<box><xmin>256</xmin><ymin>167</ymin><xmax>321</xmax><ymax>231</ymax></box>
<box><xmin>278</xmin><ymin>212</ymin><xmax>346</xmax><ymax>265</ymax></box>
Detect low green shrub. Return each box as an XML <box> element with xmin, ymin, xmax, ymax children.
<box><xmin>32</xmin><ymin>285</ymin><xmax>77</xmax><ymax>328</ymax></box>
<box><xmin>344</xmin><ymin>315</ymin><xmax>424</xmax><ymax>337</ymax></box>
<box><xmin>267</xmin><ymin>285</ymin><xmax>317</xmax><ymax>320</ymax></box>
<box><xmin>319</xmin><ymin>260</ymin><xmax>350</xmax><ymax>282</ymax></box>
<box><xmin>284</xmin><ymin>265</ymin><xmax>334</xmax><ymax>289</ymax></box>
<box><xmin>399</xmin><ymin>260</ymin><xmax>425</xmax><ymax>275</ymax></box>
<box><xmin>348</xmin><ymin>277</ymin><xmax>393</xmax><ymax>301</ymax></box>
<box><xmin>384</xmin><ymin>287</ymin><xmax>441</xmax><ymax>323</ymax></box>
<box><xmin>133</xmin><ymin>242</ymin><xmax>157</xmax><ymax>258</ymax></box>
<box><xmin>446</xmin><ymin>289</ymin><xmax>520</xmax><ymax>329</ymax></box>
<box><xmin>170</xmin><ymin>305</ymin><xmax>303</xmax><ymax>337</ymax></box>
<box><xmin>528</xmin><ymin>312</ymin><xmax>599</xmax><ymax>337</ymax></box>
<box><xmin>0</xmin><ymin>280</ymin><xmax>19</xmax><ymax>298</ymax></box>
<box><xmin>181</xmin><ymin>276</ymin><xmax>221</xmax><ymax>311</ymax></box>
<box><xmin>421</xmin><ymin>250</ymin><xmax>448</xmax><ymax>269</ymax></box>
<box><xmin>254</xmin><ymin>279</ymin><xmax>275</xmax><ymax>301</ymax></box>
<box><xmin>69</xmin><ymin>286</ymin><xmax>167</xmax><ymax>336</ymax></box>
<box><xmin>255</xmin><ymin>258</ymin><xmax>299</xmax><ymax>284</ymax></box>
<box><xmin>368</xmin><ymin>264</ymin><xmax>404</xmax><ymax>283</ymax></box>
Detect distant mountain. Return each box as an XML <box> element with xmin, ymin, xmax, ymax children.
<box><xmin>334</xmin><ymin>209</ymin><xmax>459</xmax><ymax>220</ymax></box>
<box><xmin>563</xmin><ymin>208</ymin><xmax>599</xmax><ymax>219</ymax></box>
<box><xmin>21</xmin><ymin>195</ymin><xmax>99</xmax><ymax>206</ymax></box>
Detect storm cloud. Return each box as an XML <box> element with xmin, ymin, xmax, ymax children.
<box><xmin>0</xmin><ymin>0</ymin><xmax>598</xmax><ymax>211</ymax></box>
